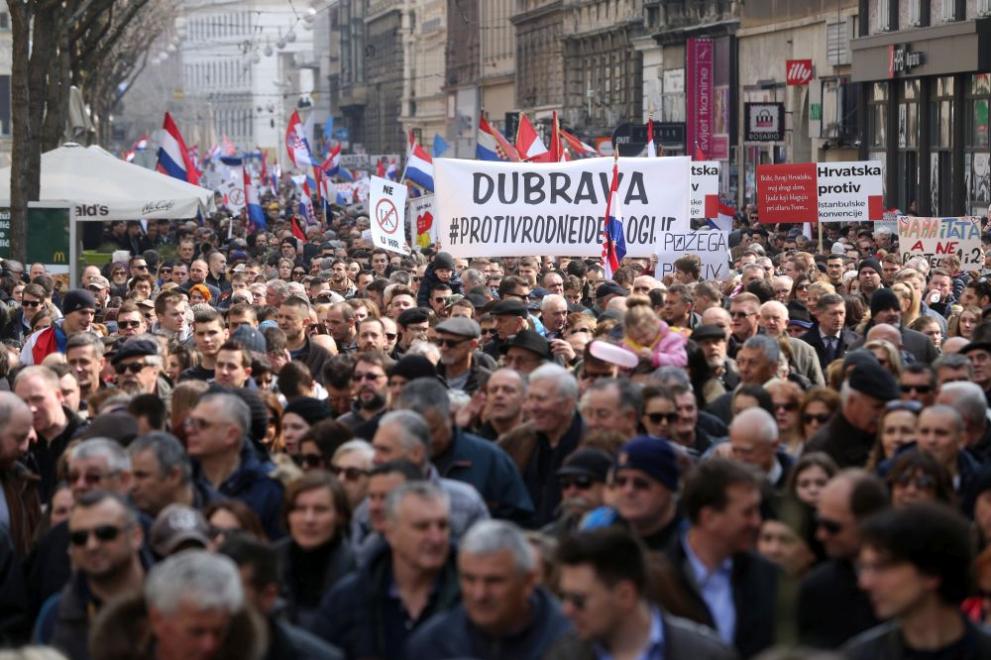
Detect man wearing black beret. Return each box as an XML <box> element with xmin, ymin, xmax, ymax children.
<box><xmin>113</xmin><ymin>335</ymin><xmax>170</xmax><ymax>399</ymax></box>
<box><xmin>805</xmin><ymin>360</ymin><xmax>900</xmax><ymax>467</ymax></box>
<box><xmin>394</xmin><ymin>307</ymin><xmax>431</xmax><ymax>360</ymax></box>
<box><xmin>482</xmin><ymin>298</ymin><xmax>529</xmax><ymax>360</ymax></box>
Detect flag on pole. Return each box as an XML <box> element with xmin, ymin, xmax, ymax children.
<box><xmin>645</xmin><ymin>116</ymin><xmax>657</xmax><ymax>158</ymax></box>
<box><xmin>601</xmin><ymin>158</ymin><xmax>626</xmax><ymax>279</ymax></box>
<box><xmin>244</xmin><ymin>168</ymin><xmax>267</xmax><ymax>230</ymax></box>
<box><xmin>432</xmin><ymin>133</ymin><xmax>449</xmax><ymax>157</ymax></box>
<box><xmin>291</xmin><ymin>216</ymin><xmax>308</xmax><ymax>242</ymax></box>
<box><xmin>476</xmin><ymin>116</ymin><xmax>521</xmax><ymax>161</ymax></box>
<box><xmin>708</xmin><ymin>202</ymin><xmax>736</xmax><ymax>231</ymax></box>
<box><xmin>404</xmin><ymin>130</ymin><xmax>435</xmax><ymax>191</ymax></box>
<box><xmin>156</xmin><ymin>112</ymin><xmax>200</xmax><ymax>184</ymax></box>
<box><xmin>285</xmin><ymin>110</ymin><xmax>314</xmax><ymax>169</ymax></box>
<box><xmin>693</xmin><ymin>144</ymin><xmax>707</xmax><ymax>161</ymax></box>
<box><xmin>515</xmin><ymin>114</ymin><xmax>548</xmax><ymax>161</ymax></box>
<box><xmin>323</xmin><ymin>117</ymin><xmax>335</xmax><ymax>143</ymax></box>
<box><xmin>559</xmin><ymin>129</ymin><xmax>596</xmax><ymax>158</ymax></box>
<box><xmin>548</xmin><ymin>111</ymin><xmax>564</xmax><ymax>162</ymax></box>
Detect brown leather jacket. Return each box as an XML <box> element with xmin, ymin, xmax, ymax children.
<box><xmin>1</xmin><ymin>461</ymin><xmax>41</xmax><ymax>557</ymax></box>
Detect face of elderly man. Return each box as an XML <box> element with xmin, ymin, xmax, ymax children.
<box><xmin>758</xmin><ymin>303</ymin><xmax>788</xmax><ymax>338</ymax></box>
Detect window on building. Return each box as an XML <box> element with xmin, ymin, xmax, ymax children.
<box><xmin>941</xmin><ymin>0</ymin><xmax>957</xmax><ymax>22</ymax></box>
<box><xmin>980</xmin><ymin>0</ymin><xmax>991</xmax><ymax>17</ymax></box>
<box><xmin>826</xmin><ymin>20</ymin><xmax>852</xmax><ymax>66</ymax></box>
<box><xmin>869</xmin><ymin>82</ymin><xmax>888</xmax><ymax>149</ymax></box>
<box><xmin>930</xmin><ymin>76</ymin><xmax>955</xmax><ymax>214</ymax></box>
<box><xmin>907</xmin><ymin>0</ymin><xmax>922</xmax><ymax>27</ymax></box>
<box><xmin>966</xmin><ymin>73</ymin><xmax>990</xmax><ymax>214</ymax></box>
<box><xmin>876</xmin><ymin>0</ymin><xmax>891</xmax><ymax>31</ymax></box>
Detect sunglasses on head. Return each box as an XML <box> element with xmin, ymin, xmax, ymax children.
<box><xmin>645</xmin><ymin>411</ymin><xmax>679</xmax><ymax>424</ymax></box>
<box><xmin>69</xmin><ymin>524</ymin><xmax>126</xmax><ymax>547</ymax></box>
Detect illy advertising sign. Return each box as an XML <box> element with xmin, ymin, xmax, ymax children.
<box><xmin>785</xmin><ymin>59</ymin><xmax>813</xmax><ymax>85</ymax></box>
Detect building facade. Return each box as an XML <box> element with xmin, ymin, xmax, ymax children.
<box><xmin>852</xmin><ymin>0</ymin><xmax>991</xmax><ymax>217</ymax></box>
<box><xmin>400</xmin><ymin>0</ymin><xmax>447</xmax><ymax>148</ymax></box>
<box><xmin>512</xmin><ymin>0</ymin><xmax>566</xmax><ymax>124</ymax></box>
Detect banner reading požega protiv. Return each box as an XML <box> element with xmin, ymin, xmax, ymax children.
<box><xmin>434</xmin><ymin>157</ymin><xmax>691</xmax><ymax>258</ymax></box>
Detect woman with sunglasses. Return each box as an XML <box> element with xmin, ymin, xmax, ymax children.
<box><xmin>798</xmin><ymin>386</ymin><xmax>839</xmax><ymax>445</ymax></box>
<box><xmin>108</xmin><ymin>262</ymin><xmax>130</xmax><ymax>298</ymax></box>
<box><xmin>330</xmin><ymin>440</ymin><xmax>375</xmax><ymax>509</ymax></box>
<box><xmin>296</xmin><ymin>418</ymin><xmax>354</xmax><ymax>474</ymax></box>
<box><xmin>886</xmin><ymin>449</ymin><xmax>955</xmax><ymax>509</ymax></box>
<box><xmin>640</xmin><ymin>385</ymin><xmax>679</xmax><ymax>440</ymax></box>
<box><xmin>277</xmin><ymin>470</ymin><xmax>355</xmax><ymax>629</ymax></box>
<box><xmin>765</xmin><ymin>378</ymin><xmax>805</xmax><ymax>456</ymax></box>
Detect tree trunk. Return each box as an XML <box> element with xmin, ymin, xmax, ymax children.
<box><xmin>8</xmin><ymin>4</ymin><xmax>32</xmax><ymax>261</ymax></box>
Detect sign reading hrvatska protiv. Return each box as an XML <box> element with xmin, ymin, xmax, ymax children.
<box><xmin>757</xmin><ymin>161</ymin><xmax>884</xmax><ymax>223</ymax></box>
<box><xmin>691</xmin><ymin>161</ymin><xmax>720</xmax><ymax>220</ymax></box>
<box><xmin>897</xmin><ymin>216</ymin><xmax>983</xmax><ymax>271</ymax></box>
<box><xmin>434</xmin><ymin>157</ymin><xmax>690</xmax><ymax>258</ymax></box>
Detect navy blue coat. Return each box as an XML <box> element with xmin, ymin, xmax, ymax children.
<box><xmin>406</xmin><ymin>587</ymin><xmax>572</xmax><ymax>660</ymax></box>
<box><xmin>217</xmin><ymin>443</ymin><xmax>285</xmax><ymax>539</ymax></box>
<box><xmin>433</xmin><ymin>428</ymin><xmax>534</xmax><ymax>525</ymax></box>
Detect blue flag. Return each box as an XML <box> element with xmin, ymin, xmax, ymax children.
<box><xmin>323</xmin><ymin>117</ymin><xmax>335</xmax><ymax>142</ymax></box>
<box><xmin>432</xmin><ymin>133</ymin><xmax>449</xmax><ymax>157</ymax></box>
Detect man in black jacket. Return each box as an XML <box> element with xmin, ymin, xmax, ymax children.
<box><xmin>654</xmin><ymin>458</ymin><xmax>778</xmax><ymax>658</ymax></box>
<box><xmin>846</xmin><ymin>503</ymin><xmax>991</xmax><ymax>658</ymax></box>
<box><xmin>798</xmin><ymin>469</ymin><xmax>889</xmax><ymax>648</ymax></box>
<box><xmin>800</xmin><ymin>293</ymin><xmax>861</xmax><ymax>371</ymax></box>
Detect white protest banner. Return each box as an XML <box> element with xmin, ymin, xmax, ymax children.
<box><xmin>757</xmin><ymin>160</ymin><xmax>884</xmax><ymax>223</ymax></box>
<box><xmin>897</xmin><ymin>216</ymin><xmax>983</xmax><ymax>271</ymax></box>
<box><xmin>691</xmin><ymin>161</ymin><xmax>720</xmax><ymax>220</ymax></box>
<box><xmin>434</xmin><ymin>156</ymin><xmax>690</xmax><ymax>258</ymax></box>
<box><xmin>655</xmin><ymin>229</ymin><xmax>730</xmax><ymax>281</ymax></box>
<box><xmin>408</xmin><ymin>194</ymin><xmax>437</xmax><ymax>249</ymax></box>
<box><xmin>369</xmin><ymin>176</ymin><xmax>408</xmax><ymax>254</ymax></box>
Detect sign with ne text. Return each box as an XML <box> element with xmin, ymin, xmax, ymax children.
<box><xmin>369</xmin><ymin>176</ymin><xmax>408</xmax><ymax>254</ymax></box>
<box><xmin>408</xmin><ymin>194</ymin><xmax>437</xmax><ymax>249</ymax></box>
<box><xmin>897</xmin><ymin>216</ymin><xmax>983</xmax><ymax>271</ymax></box>
<box><xmin>757</xmin><ymin>161</ymin><xmax>884</xmax><ymax>223</ymax></box>
<box><xmin>434</xmin><ymin>157</ymin><xmax>691</xmax><ymax>258</ymax></box>
<box><xmin>686</xmin><ymin>38</ymin><xmax>714</xmax><ymax>158</ymax></box>
<box><xmin>786</xmin><ymin>59</ymin><xmax>814</xmax><ymax>85</ymax></box>
<box><xmin>655</xmin><ymin>229</ymin><xmax>730</xmax><ymax>281</ymax></box>
<box><xmin>691</xmin><ymin>161</ymin><xmax>721</xmax><ymax>220</ymax></box>
<box><xmin>745</xmin><ymin>103</ymin><xmax>785</xmax><ymax>142</ymax></box>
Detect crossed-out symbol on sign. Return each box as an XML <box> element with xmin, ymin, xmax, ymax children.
<box><xmin>375</xmin><ymin>198</ymin><xmax>399</xmax><ymax>234</ymax></box>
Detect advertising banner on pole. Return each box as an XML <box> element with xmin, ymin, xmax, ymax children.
<box><xmin>686</xmin><ymin>37</ymin><xmax>713</xmax><ymax>158</ymax></box>
<box><xmin>691</xmin><ymin>161</ymin><xmax>721</xmax><ymax>220</ymax></box>
<box><xmin>896</xmin><ymin>216</ymin><xmax>983</xmax><ymax>271</ymax></box>
<box><xmin>433</xmin><ymin>156</ymin><xmax>691</xmax><ymax>258</ymax></box>
<box><xmin>757</xmin><ymin>161</ymin><xmax>884</xmax><ymax>223</ymax></box>
<box><xmin>408</xmin><ymin>194</ymin><xmax>437</xmax><ymax>249</ymax></box>
<box><xmin>655</xmin><ymin>229</ymin><xmax>730</xmax><ymax>281</ymax></box>
<box><xmin>369</xmin><ymin>176</ymin><xmax>408</xmax><ymax>254</ymax></box>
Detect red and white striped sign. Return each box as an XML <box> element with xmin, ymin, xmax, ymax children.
<box><xmin>786</xmin><ymin>59</ymin><xmax>813</xmax><ymax>85</ymax></box>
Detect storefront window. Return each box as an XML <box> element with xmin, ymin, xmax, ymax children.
<box><xmin>897</xmin><ymin>80</ymin><xmax>920</xmax><ymax>211</ymax></box>
<box><xmin>870</xmin><ymin>82</ymin><xmax>888</xmax><ymax>148</ymax></box>
<box><xmin>930</xmin><ymin>77</ymin><xmax>955</xmax><ymax>215</ymax></box>
<box><xmin>966</xmin><ymin>73</ymin><xmax>990</xmax><ymax>215</ymax></box>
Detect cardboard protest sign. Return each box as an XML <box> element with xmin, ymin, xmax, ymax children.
<box><xmin>434</xmin><ymin>156</ymin><xmax>691</xmax><ymax>258</ymax></box>
<box><xmin>655</xmin><ymin>229</ymin><xmax>730</xmax><ymax>281</ymax></box>
<box><xmin>691</xmin><ymin>161</ymin><xmax>720</xmax><ymax>220</ymax></box>
<box><xmin>757</xmin><ymin>161</ymin><xmax>884</xmax><ymax>223</ymax></box>
<box><xmin>896</xmin><ymin>216</ymin><xmax>983</xmax><ymax>271</ymax></box>
<box><xmin>408</xmin><ymin>194</ymin><xmax>437</xmax><ymax>249</ymax></box>
<box><xmin>369</xmin><ymin>176</ymin><xmax>408</xmax><ymax>254</ymax></box>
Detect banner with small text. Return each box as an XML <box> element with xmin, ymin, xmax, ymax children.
<box><xmin>369</xmin><ymin>176</ymin><xmax>408</xmax><ymax>255</ymax></box>
<box><xmin>655</xmin><ymin>229</ymin><xmax>730</xmax><ymax>281</ymax></box>
<box><xmin>434</xmin><ymin>156</ymin><xmax>691</xmax><ymax>257</ymax></box>
<box><xmin>896</xmin><ymin>216</ymin><xmax>983</xmax><ymax>271</ymax></box>
<box><xmin>757</xmin><ymin>161</ymin><xmax>884</xmax><ymax>223</ymax></box>
<box><xmin>691</xmin><ymin>161</ymin><xmax>720</xmax><ymax>220</ymax></box>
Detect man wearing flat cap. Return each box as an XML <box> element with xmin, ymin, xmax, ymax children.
<box><xmin>482</xmin><ymin>298</ymin><xmax>529</xmax><ymax>359</ymax></box>
<box><xmin>20</xmin><ymin>289</ymin><xmax>97</xmax><ymax>366</ymax></box>
<box><xmin>435</xmin><ymin>317</ymin><xmax>494</xmax><ymax>394</ymax></box>
<box><xmin>691</xmin><ymin>324</ymin><xmax>740</xmax><ymax>405</ymax></box>
<box><xmin>805</xmin><ymin>360</ymin><xmax>900</xmax><ymax>467</ymax></box>
<box><xmin>112</xmin><ymin>335</ymin><xmax>170</xmax><ymax>399</ymax></box>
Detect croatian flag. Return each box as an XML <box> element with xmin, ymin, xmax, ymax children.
<box><xmin>285</xmin><ymin>110</ymin><xmax>314</xmax><ymax>169</ymax></box>
<box><xmin>645</xmin><ymin>116</ymin><xmax>657</xmax><ymax>158</ymax></box>
<box><xmin>386</xmin><ymin>160</ymin><xmax>398</xmax><ymax>180</ymax></box>
<box><xmin>515</xmin><ymin>114</ymin><xmax>548</xmax><ymax>161</ymax></box>
<box><xmin>601</xmin><ymin>158</ymin><xmax>626</xmax><ymax>279</ymax></box>
<box><xmin>405</xmin><ymin>130</ymin><xmax>434</xmax><ymax>192</ymax></box>
<box><xmin>560</xmin><ymin>129</ymin><xmax>596</xmax><ymax>158</ymax></box>
<box><xmin>477</xmin><ymin>117</ymin><xmax>520</xmax><ymax>161</ymax></box>
<box><xmin>156</xmin><ymin>112</ymin><xmax>200</xmax><ymax>184</ymax></box>
<box><xmin>244</xmin><ymin>168</ymin><xmax>267</xmax><ymax>230</ymax></box>
<box><xmin>708</xmin><ymin>202</ymin><xmax>735</xmax><ymax>232</ymax></box>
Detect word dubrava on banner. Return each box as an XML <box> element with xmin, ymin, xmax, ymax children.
<box><xmin>434</xmin><ymin>157</ymin><xmax>691</xmax><ymax>258</ymax></box>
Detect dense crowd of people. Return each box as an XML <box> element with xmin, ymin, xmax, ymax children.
<box><xmin>0</xmin><ymin>206</ymin><xmax>989</xmax><ymax>660</ymax></box>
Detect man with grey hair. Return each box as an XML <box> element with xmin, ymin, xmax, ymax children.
<box><xmin>314</xmin><ymin>482</ymin><xmax>461</xmax><ymax>659</ymax></box>
<box><xmin>937</xmin><ymin>380</ymin><xmax>991</xmax><ymax>463</ymax></box>
<box><xmin>580</xmin><ymin>377</ymin><xmax>642</xmax><ymax>440</ymax></box>
<box><xmin>0</xmin><ymin>392</ymin><xmax>39</xmax><ymax>557</ymax></box>
<box><xmin>37</xmin><ymin>491</ymin><xmax>148</xmax><ymax>658</ymax></box>
<box><xmin>706</xmin><ymin>334</ymin><xmax>780</xmax><ymax>423</ymax></box>
<box><xmin>407</xmin><ymin>520</ymin><xmax>572</xmax><ymax>657</ymax></box>
<box><xmin>395</xmin><ymin>378</ymin><xmax>533</xmax><ymax>523</ymax></box>
<box><xmin>90</xmin><ymin>550</ymin><xmax>264</xmax><ymax>660</ymax></box>
<box><xmin>540</xmin><ymin>294</ymin><xmax>569</xmax><ymax>339</ymax></box>
<box><xmin>758</xmin><ymin>300</ymin><xmax>824</xmax><ymax>386</ymax></box>
<box><xmin>186</xmin><ymin>392</ymin><xmax>284</xmax><ymax>538</ymax></box>
<box><xmin>501</xmin><ymin>363</ymin><xmax>583</xmax><ymax>526</ymax></box>
<box><xmin>366</xmin><ymin>408</ymin><xmax>488</xmax><ymax>545</ymax></box>
<box><xmin>128</xmin><ymin>432</ymin><xmax>217</xmax><ymax>516</ymax></box>
<box><xmin>728</xmin><ymin>407</ymin><xmax>792</xmax><ymax>490</ymax></box>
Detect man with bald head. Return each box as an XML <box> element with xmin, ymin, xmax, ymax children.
<box><xmin>916</xmin><ymin>404</ymin><xmax>979</xmax><ymax>497</ymax></box>
<box><xmin>180</xmin><ymin>258</ymin><xmax>221</xmax><ymax>303</ymax></box>
<box><xmin>865</xmin><ymin>323</ymin><xmax>915</xmax><ymax>367</ymax></box>
<box><xmin>0</xmin><ymin>392</ymin><xmax>41</xmax><ymax>556</ymax></box>
<box><xmin>728</xmin><ymin>407</ymin><xmax>792</xmax><ymax>490</ymax></box>
<box><xmin>758</xmin><ymin>301</ymin><xmax>823</xmax><ymax>385</ymax></box>
<box><xmin>701</xmin><ymin>306</ymin><xmax>732</xmax><ymax>340</ymax></box>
